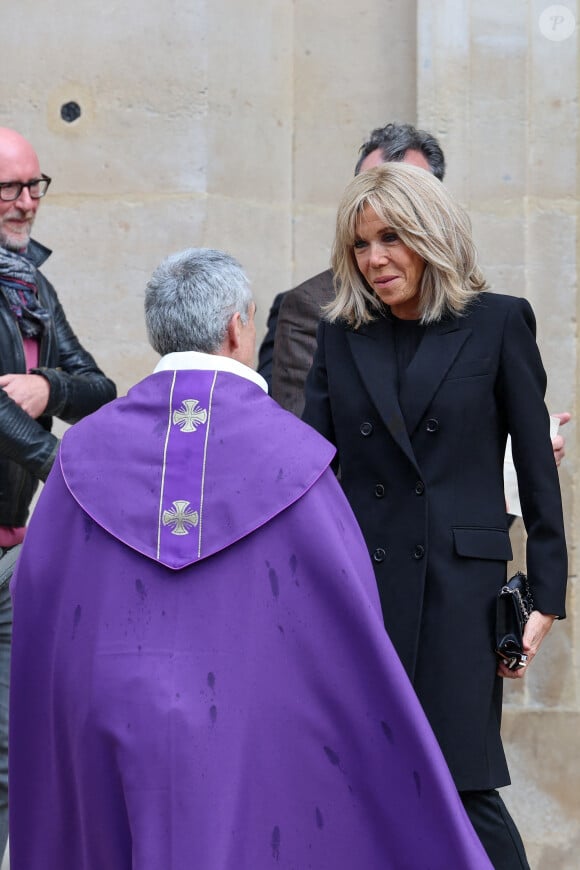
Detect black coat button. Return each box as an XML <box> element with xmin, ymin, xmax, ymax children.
<box><xmin>413</xmin><ymin>545</ymin><xmax>425</xmax><ymax>560</ymax></box>
<box><xmin>374</xmin><ymin>483</ymin><xmax>385</xmax><ymax>498</ymax></box>
<box><xmin>360</xmin><ymin>422</ymin><xmax>373</xmax><ymax>437</ymax></box>
<box><xmin>414</xmin><ymin>481</ymin><xmax>425</xmax><ymax>495</ymax></box>
<box><xmin>372</xmin><ymin>547</ymin><xmax>387</xmax><ymax>563</ymax></box>
<box><xmin>426</xmin><ymin>418</ymin><xmax>439</xmax><ymax>433</ymax></box>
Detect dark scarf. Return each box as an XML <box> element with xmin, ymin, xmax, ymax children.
<box><xmin>0</xmin><ymin>246</ymin><xmax>50</xmax><ymax>338</ymax></box>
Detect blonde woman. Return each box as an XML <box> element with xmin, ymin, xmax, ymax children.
<box><xmin>303</xmin><ymin>163</ymin><xmax>567</xmax><ymax>870</ymax></box>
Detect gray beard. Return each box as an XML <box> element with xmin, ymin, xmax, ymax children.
<box><xmin>0</xmin><ymin>231</ymin><xmax>30</xmax><ymax>252</ymax></box>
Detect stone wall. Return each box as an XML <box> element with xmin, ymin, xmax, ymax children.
<box><xmin>2</xmin><ymin>0</ymin><xmax>578</xmax><ymax>864</ymax></box>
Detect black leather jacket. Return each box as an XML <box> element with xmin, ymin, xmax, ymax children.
<box><xmin>0</xmin><ymin>240</ymin><xmax>116</xmax><ymax>526</ymax></box>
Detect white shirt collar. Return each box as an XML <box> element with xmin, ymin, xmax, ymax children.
<box><xmin>153</xmin><ymin>351</ymin><xmax>268</xmax><ymax>394</ymax></box>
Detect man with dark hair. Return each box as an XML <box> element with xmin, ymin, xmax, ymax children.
<box><xmin>9</xmin><ymin>247</ymin><xmax>492</xmax><ymax>869</ymax></box>
<box><xmin>353</xmin><ymin>121</ymin><xmax>446</xmax><ymax>178</ymax></box>
<box><xmin>0</xmin><ymin>127</ymin><xmax>116</xmax><ymax>858</ymax></box>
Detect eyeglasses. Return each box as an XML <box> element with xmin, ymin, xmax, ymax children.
<box><xmin>0</xmin><ymin>174</ymin><xmax>52</xmax><ymax>202</ymax></box>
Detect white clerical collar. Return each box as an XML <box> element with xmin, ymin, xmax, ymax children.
<box><xmin>153</xmin><ymin>351</ymin><xmax>268</xmax><ymax>394</ymax></box>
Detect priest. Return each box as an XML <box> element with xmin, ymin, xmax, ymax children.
<box><xmin>9</xmin><ymin>247</ymin><xmax>491</xmax><ymax>869</ymax></box>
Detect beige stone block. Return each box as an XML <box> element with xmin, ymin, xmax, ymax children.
<box><xmin>294</xmin><ymin>0</ymin><xmax>416</xmax><ymax>207</ymax></box>
<box><xmin>470</xmin><ymin>210</ymin><xmax>526</xmax><ymax>268</ymax></box>
<box><xmin>524</xmin><ymin>210</ymin><xmax>576</xmax><ymax>414</ymax></box>
<box><xmin>525</xmin><ymin>210</ymin><xmax>576</xmax><ymax>309</ymax></box>
<box><xmin>528</xmin><ymin>617</ymin><xmax>575</xmax><ymax>707</ymax></box>
<box><xmin>528</xmin><ymin>1</ymin><xmax>578</xmax><ymax>201</ymax></box>
<box><xmin>467</xmin><ymin>8</ymin><xmax>528</xmax><ymax>201</ymax></box>
<box><xmin>36</xmin><ymin>194</ymin><xmax>208</xmax><ymax>394</ymax></box>
<box><xmin>484</xmin><ymin>266</ymin><xmax>527</xmax><ymax>298</ymax></box>
<box><xmin>417</xmin><ymin>0</ymin><xmax>471</xmax><ymax>200</ymax></box>
<box><xmin>204</xmin><ymin>196</ymin><xmax>292</xmax><ymax>357</ymax></box>
<box><xmin>206</xmin><ymin>1</ymin><xmax>293</xmax><ymax>204</ymax></box>
<box><xmin>558</xmin><ymin>470</ymin><xmax>575</xmax><ymax>571</ymax></box>
<box><xmin>502</xmin><ymin>711</ymin><xmax>580</xmax><ymax>869</ymax></box>
<box><xmin>291</xmin><ymin>206</ymin><xmax>335</xmax><ymax>288</ymax></box>
<box><xmin>469</xmin><ymin>110</ymin><xmax>528</xmax><ymax>202</ymax></box>
<box><xmin>470</xmin><ymin>0</ymin><xmax>528</xmax><ymax>34</ymax></box>
<box><xmin>564</xmin><ymin>575</ymin><xmax>579</xmax><ymax>675</ymax></box>
<box><xmin>468</xmin><ymin>209</ymin><xmax>528</xmax><ymax>299</ymax></box>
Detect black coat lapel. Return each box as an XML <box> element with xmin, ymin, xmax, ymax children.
<box><xmin>346</xmin><ymin>318</ymin><xmax>418</xmax><ymax>469</ymax></box>
<box><xmin>398</xmin><ymin>318</ymin><xmax>472</xmax><ymax>437</ymax></box>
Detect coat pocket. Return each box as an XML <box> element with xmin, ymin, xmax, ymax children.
<box><xmin>445</xmin><ymin>357</ymin><xmax>491</xmax><ymax>380</ymax></box>
<box><xmin>452</xmin><ymin>527</ymin><xmax>513</xmax><ymax>561</ymax></box>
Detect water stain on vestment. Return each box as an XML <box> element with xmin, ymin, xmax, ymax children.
<box><xmin>72</xmin><ymin>604</ymin><xmax>82</xmax><ymax>639</ymax></box>
<box><xmin>381</xmin><ymin>720</ymin><xmax>394</xmax><ymax>744</ymax></box>
<box><xmin>271</xmin><ymin>825</ymin><xmax>281</xmax><ymax>860</ymax></box>
<box><xmin>413</xmin><ymin>770</ymin><xmax>421</xmax><ymax>798</ymax></box>
<box><xmin>289</xmin><ymin>553</ymin><xmax>299</xmax><ymax>586</ymax></box>
<box><xmin>323</xmin><ymin>746</ymin><xmax>341</xmax><ymax>769</ymax></box>
<box><xmin>266</xmin><ymin>562</ymin><xmax>279</xmax><ymax>599</ymax></box>
<box><xmin>82</xmin><ymin>514</ymin><xmax>93</xmax><ymax>543</ymax></box>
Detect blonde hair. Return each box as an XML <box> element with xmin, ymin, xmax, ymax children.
<box><xmin>326</xmin><ymin>163</ymin><xmax>487</xmax><ymax>327</ymax></box>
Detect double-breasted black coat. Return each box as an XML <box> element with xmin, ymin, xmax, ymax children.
<box><xmin>303</xmin><ymin>291</ymin><xmax>567</xmax><ymax>792</ymax></box>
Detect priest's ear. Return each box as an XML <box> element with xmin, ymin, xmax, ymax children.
<box><xmin>223</xmin><ymin>312</ymin><xmax>244</xmax><ymax>359</ymax></box>
<box><xmin>223</xmin><ymin>306</ymin><xmax>256</xmax><ymax>368</ymax></box>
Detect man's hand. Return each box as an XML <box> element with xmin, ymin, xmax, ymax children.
<box><xmin>552</xmin><ymin>412</ymin><xmax>571</xmax><ymax>466</ymax></box>
<box><xmin>497</xmin><ymin>610</ymin><xmax>557</xmax><ymax>680</ymax></box>
<box><xmin>0</xmin><ymin>373</ymin><xmax>50</xmax><ymax>418</ymax></box>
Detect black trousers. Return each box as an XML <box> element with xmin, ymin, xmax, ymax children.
<box><xmin>460</xmin><ymin>790</ymin><xmax>530</xmax><ymax>870</ymax></box>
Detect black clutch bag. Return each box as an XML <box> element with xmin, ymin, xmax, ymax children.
<box><xmin>495</xmin><ymin>571</ymin><xmax>534</xmax><ymax>670</ymax></box>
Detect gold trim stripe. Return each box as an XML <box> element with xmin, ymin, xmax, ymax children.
<box><xmin>197</xmin><ymin>370</ymin><xmax>217</xmax><ymax>558</ymax></box>
<box><xmin>157</xmin><ymin>371</ymin><xmax>178</xmax><ymax>560</ymax></box>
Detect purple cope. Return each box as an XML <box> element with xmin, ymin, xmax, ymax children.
<box><xmin>9</xmin><ymin>366</ymin><xmax>491</xmax><ymax>869</ymax></box>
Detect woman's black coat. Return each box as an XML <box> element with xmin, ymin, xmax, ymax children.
<box><xmin>303</xmin><ymin>291</ymin><xmax>567</xmax><ymax>792</ymax></box>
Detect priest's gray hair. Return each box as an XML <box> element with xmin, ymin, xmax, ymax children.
<box><xmin>145</xmin><ymin>248</ymin><xmax>253</xmax><ymax>356</ymax></box>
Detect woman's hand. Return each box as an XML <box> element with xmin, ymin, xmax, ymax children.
<box><xmin>497</xmin><ymin>611</ymin><xmax>557</xmax><ymax>680</ymax></box>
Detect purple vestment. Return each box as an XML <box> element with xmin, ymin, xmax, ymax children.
<box><xmin>10</xmin><ymin>367</ymin><xmax>491</xmax><ymax>869</ymax></box>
